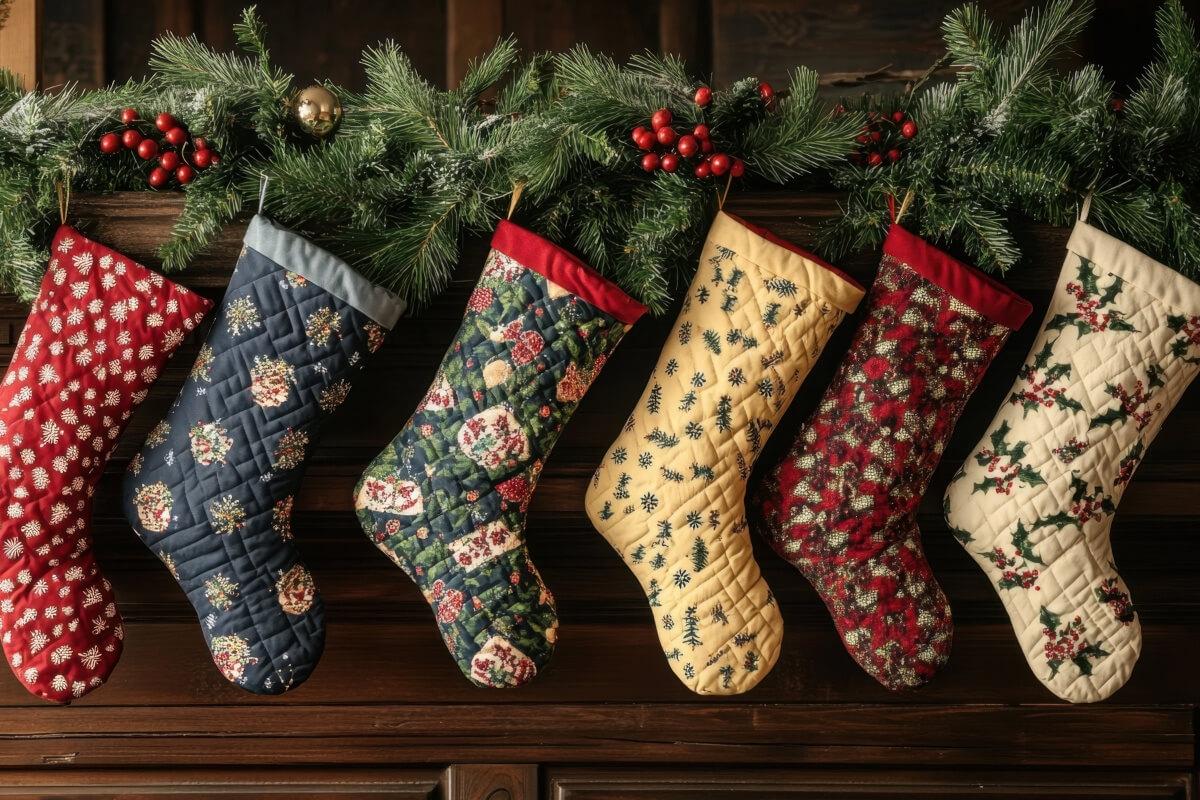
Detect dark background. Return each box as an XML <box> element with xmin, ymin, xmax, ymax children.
<box><xmin>4</xmin><ymin>2</ymin><xmax>1200</xmax><ymax>798</ymax></box>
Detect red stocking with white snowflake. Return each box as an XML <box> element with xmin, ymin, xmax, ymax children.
<box><xmin>0</xmin><ymin>226</ymin><xmax>211</xmax><ymax>702</ymax></box>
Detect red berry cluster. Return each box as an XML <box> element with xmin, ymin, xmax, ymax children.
<box><xmin>629</xmin><ymin>81</ymin><xmax>773</xmax><ymax>180</ymax></box>
<box><xmin>97</xmin><ymin>108</ymin><xmax>221</xmax><ymax>189</ymax></box>
<box><xmin>845</xmin><ymin>108</ymin><xmax>918</xmax><ymax>168</ymax></box>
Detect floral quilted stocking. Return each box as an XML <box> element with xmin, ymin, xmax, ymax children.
<box><xmin>585</xmin><ymin>212</ymin><xmax>864</xmax><ymax>695</ymax></box>
<box><xmin>755</xmin><ymin>225</ymin><xmax>1033</xmax><ymax>690</ymax></box>
<box><xmin>355</xmin><ymin>221</ymin><xmax>646</xmax><ymax>688</ymax></box>
<box><xmin>0</xmin><ymin>226</ymin><xmax>211</xmax><ymax>703</ymax></box>
<box><xmin>944</xmin><ymin>222</ymin><xmax>1200</xmax><ymax>703</ymax></box>
<box><xmin>123</xmin><ymin>216</ymin><xmax>402</xmax><ymax>694</ymax></box>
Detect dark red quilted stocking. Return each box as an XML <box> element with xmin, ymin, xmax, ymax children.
<box><xmin>754</xmin><ymin>225</ymin><xmax>1032</xmax><ymax>689</ymax></box>
<box><xmin>0</xmin><ymin>226</ymin><xmax>211</xmax><ymax>703</ymax></box>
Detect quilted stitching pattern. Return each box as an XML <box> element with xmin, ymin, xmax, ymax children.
<box><xmin>756</xmin><ymin>239</ymin><xmax>1022</xmax><ymax>690</ymax></box>
<box><xmin>0</xmin><ymin>226</ymin><xmax>210</xmax><ymax>703</ymax></box>
<box><xmin>356</xmin><ymin>239</ymin><xmax>631</xmax><ymax>688</ymax></box>
<box><xmin>945</xmin><ymin>222</ymin><xmax>1200</xmax><ymax>703</ymax></box>
<box><xmin>585</xmin><ymin>212</ymin><xmax>863</xmax><ymax>695</ymax></box>
<box><xmin>122</xmin><ymin>236</ymin><xmax>391</xmax><ymax>695</ymax></box>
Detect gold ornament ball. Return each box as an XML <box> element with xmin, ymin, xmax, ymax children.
<box><xmin>292</xmin><ymin>85</ymin><xmax>343</xmax><ymax>139</ymax></box>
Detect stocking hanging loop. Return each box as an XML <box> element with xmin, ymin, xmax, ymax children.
<box><xmin>56</xmin><ymin>179</ymin><xmax>71</xmax><ymax>225</ymax></box>
<box><xmin>1079</xmin><ymin>191</ymin><xmax>1093</xmax><ymax>223</ymax></box>
<box><xmin>258</xmin><ymin>173</ymin><xmax>270</xmax><ymax>215</ymax></box>
<box><xmin>507</xmin><ymin>181</ymin><xmax>524</xmax><ymax>220</ymax></box>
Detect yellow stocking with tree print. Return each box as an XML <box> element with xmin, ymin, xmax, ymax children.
<box><xmin>585</xmin><ymin>212</ymin><xmax>864</xmax><ymax>695</ymax></box>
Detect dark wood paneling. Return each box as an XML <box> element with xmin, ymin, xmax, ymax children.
<box><xmin>0</xmin><ymin>768</ymin><xmax>444</xmax><ymax>798</ymax></box>
<box><xmin>547</xmin><ymin>769</ymin><xmax>1195</xmax><ymax>799</ymax></box>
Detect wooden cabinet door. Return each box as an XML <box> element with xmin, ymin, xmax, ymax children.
<box><xmin>547</xmin><ymin>768</ymin><xmax>1194</xmax><ymax>800</ymax></box>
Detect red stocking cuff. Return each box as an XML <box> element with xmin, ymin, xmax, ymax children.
<box><xmin>884</xmin><ymin>224</ymin><xmax>1032</xmax><ymax>330</ymax></box>
<box><xmin>491</xmin><ymin>221</ymin><xmax>648</xmax><ymax>325</ymax></box>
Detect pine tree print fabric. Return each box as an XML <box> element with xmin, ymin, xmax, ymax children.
<box><xmin>0</xmin><ymin>226</ymin><xmax>211</xmax><ymax>703</ymax></box>
<box><xmin>122</xmin><ymin>216</ymin><xmax>402</xmax><ymax>694</ymax></box>
<box><xmin>356</xmin><ymin>220</ymin><xmax>646</xmax><ymax>688</ymax></box>
<box><xmin>755</xmin><ymin>225</ymin><xmax>1033</xmax><ymax>690</ymax></box>
<box><xmin>944</xmin><ymin>221</ymin><xmax>1200</xmax><ymax>703</ymax></box>
<box><xmin>585</xmin><ymin>212</ymin><xmax>864</xmax><ymax>695</ymax></box>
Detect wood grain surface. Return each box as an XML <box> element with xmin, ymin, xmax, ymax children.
<box><xmin>0</xmin><ymin>191</ymin><xmax>1195</xmax><ymax>797</ymax></box>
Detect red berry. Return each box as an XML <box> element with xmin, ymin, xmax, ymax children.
<box><xmin>701</xmin><ymin>138</ymin><xmax>714</xmax><ymax>154</ymax></box>
<box><xmin>159</xmin><ymin>151</ymin><xmax>180</xmax><ymax>171</ymax></box>
<box><xmin>694</xmin><ymin>161</ymin><xmax>712</xmax><ymax>179</ymax></box>
<box><xmin>677</xmin><ymin>134</ymin><xmax>698</xmax><ymax>158</ymax></box>
<box><xmin>1110</xmin><ymin>98</ymin><xmax>1124</xmax><ymax>112</ymax></box>
<box><xmin>193</xmin><ymin>137</ymin><xmax>207</xmax><ymax>150</ymax></box>
<box><xmin>891</xmin><ymin>110</ymin><xmax>905</xmax><ymax>123</ymax></box>
<box><xmin>710</xmin><ymin>153</ymin><xmax>731</xmax><ymax>176</ymax></box>
<box><xmin>651</xmin><ymin>108</ymin><xmax>672</xmax><ymax>130</ymax></box>
<box><xmin>870</xmin><ymin>130</ymin><xmax>882</xmax><ymax>143</ymax></box>
<box><xmin>656</xmin><ymin>126</ymin><xmax>677</xmax><ymax>146</ymax></box>
<box><xmin>855</xmin><ymin>134</ymin><xmax>868</xmax><ymax>144</ymax></box>
<box><xmin>121</xmin><ymin>129</ymin><xmax>142</xmax><ymax>149</ymax></box>
<box><xmin>120</xmin><ymin>107</ymin><xmax>138</xmax><ymax>125</ymax></box>
<box><xmin>148</xmin><ymin>167</ymin><xmax>169</xmax><ymax>188</ymax></box>
<box><xmin>867</xmin><ymin>151</ymin><xmax>884</xmax><ymax>167</ymax></box>
<box><xmin>661</xmin><ymin>153</ymin><xmax>680</xmax><ymax>173</ymax></box>
<box><xmin>692</xmin><ymin>123</ymin><xmax>710</xmax><ymax>140</ymax></box>
<box><xmin>833</xmin><ymin>104</ymin><xmax>846</xmax><ymax>116</ymax></box>
<box><xmin>730</xmin><ymin>158</ymin><xmax>745</xmax><ymax>178</ymax></box>
<box><xmin>758</xmin><ymin>81</ymin><xmax>774</xmax><ymax>103</ymax></box>
<box><xmin>209</xmin><ymin>153</ymin><xmax>221</xmax><ymax>166</ymax></box>
<box><xmin>636</xmin><ymin>130</ymin><xmax>656</xmax><ymax>150</ymax></box>
<box><xmin>98</xmin><ymin>132</ymin><xmax>121</xmax><ymax>154</ymax></box>
<box><xmin>640</xmin><ymin>153</ymin><xmax>660</xmax><ymax>172</ymax></box>
<box><xmin>155</xmin><ymin>113</ymin><xmax>177</xmax><ymax>132</ymax></box>
<box><xmin>136</xmin><ymin>138</ymin><xmax>159</xmax><ymax>160</ymax></box>
<box><xmin>694</xmin><ymin>86</ymin><xmax>712</xmax><ymax>107</ymax></box>
<box><xmin>887</xmin><ymin>148</ymin><xmax>902</xmax><ymax>162</ymax></box>
<box><xmin>901</xmin><ymin>120</ymin><xmax>918</xmax><ymax>138</ymax></box>
<box><xmin>192</xmin><ymin>148</ymin><xmax>212</xmax><ymax>169</ymax></box>
<box><xmin>165</xmin><ymin>126</ymin><xmax>188</xmax><ymax>147</ymax></box>
<box><xmin>175</xmin><ymin>164</ymin><xmax>195</xmax><ymax>184</ymax></box>
<box><xmin>631</xmin><ymin>125</ymin><xmax>648</xmax><ymax>144</ymax></box>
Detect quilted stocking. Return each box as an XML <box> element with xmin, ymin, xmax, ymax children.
<box><xmin>0</xmin><ymin>225</ymin><xmax>210</xmax><ymax>703</ymax></box>
<box><xmin>755</xmin><ymin>225</ymin><xmax>1032</xmax><ymax>690</ymax></box>
<box><xmin>585</xmin><ymin>212</ymin><xmax>864</xmax><ymax>695</ymax></box>
<box><xmin>122</xmin><ymin>216</ymin><xmax>402</xmax><ymax>694</ymax></box>
<box><xmin>945</xmin><ymin>222</ymin><xmax>1200</xmax><ymax>702</ymax></box>
<box><xmin>355</xmin><ymin>221</ymin><xmax>646</xmax><ymax>688</ymax></box>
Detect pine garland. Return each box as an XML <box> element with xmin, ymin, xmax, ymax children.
<box><xmin>0</xmin><ymin>1</ymin><xmax>1196</xmax><ymax>308</ymax></box>
<box><xmin>818</xmin><ymin>0</ymin><xmax>1200</xmax><ymax>277</ymax></box>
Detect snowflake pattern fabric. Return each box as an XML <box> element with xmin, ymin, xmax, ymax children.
<box><xmin>0</xmin><ymin>225</ymin><xmax>211</xmax><ymax>703</ymax></box>
<box><xmin>755</xmin><ymin>224</ymin><xmax>1032</xmax><ymax>690</ymax></box>
<box><xmin>122</xmin><ymin>216</ymin><xmax>402</xmax><ymax>694</ymax></box>
<box><xmin>356</xmin><ymin>220</ymin><xmax>646</xmax><ymax>688</ymax></box>
<box><xmin>945</xmin><ymin>221</ymin><xmax>1200</xmax><ymax>702</ymax></box>
<box><xmin>585</xmin><ymin>212</ymin><xmax>864</xmax><ymax>695</ymax></box>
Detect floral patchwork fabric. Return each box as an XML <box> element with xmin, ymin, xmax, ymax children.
<box><xmin>945</xmin><ymin>221</ymin><xmax>1200</xmax><ymax>703</ymax></box>
<box><xmin>0</xmin><ymin>225</ymin><xmax>211</xmax><ymax>703</ymax></box>
<box><xmin>356</xmin><ymin>220</ymin><xmax>645</xmax><ymax>688</ymax></box>
<box><xmin>585</xmin><ymin>212</ymin><xmax>864</xmax><ymax>695</ymax></box>
<box><xmin>756</xmin><ymin>224</ymin><xmax>1031</xmax><ymax>691</ymax></box>
<box><xmin>122</xmin><ymin>215</ymin><xmax>402</xmax><ymax>694</ymax></box>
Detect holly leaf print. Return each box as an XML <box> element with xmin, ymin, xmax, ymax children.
<box><xmin>1089</xmin><ymin>405</ymin><xmax>1127</xmax><ymax>430</ymax></box>
<box><xmin>1046</xmin><ymin>312</ymin><xmax>1076</xmax><ymax>332</ymax></box>
<box><xmin>943</xmin><ymin>496</ymin><xmax>973</xmax><ymax>544</ymax></box>
<box><xmin>1072</xmin><ymin>643</ymin><xmax>1110</xmax><ymax>676</ymax></box>
<box><xmin>1097</xmin><ymin>273</ymin><xmax>1124</xmax><ymax>308</ymax></box>
<box><xmin>1030</xmin><ymin>339</ymin><xmax>1056</xmax><ymax>371</ymax></box>
<box><xmin>1011</xmin><ymin>521</ymin><xmax>1045</xmax><ymax>565</ymax></box>
<box><xmin>1039</xmin><ymin>605</ymin><xmax>1061</xmax><ymax>630</ymax></box>
<box><xmin>1017</xmin><ymin>466</ymin><xmax>1046</xmax><ymax>487</ymax></box>
<box><xmin>1077</xmin><ymin>257</ymin><xmax>1102</xmax><ymax>297</ymax></box>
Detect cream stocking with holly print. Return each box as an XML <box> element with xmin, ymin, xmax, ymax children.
<box><xmin>945</xmin><ymin>221</ymin><xmax>1200</xmax><ymax>703</ymax></box>
<box><xmin>585</xmin><ymin>212</ymin><xmax>864</xmax><ymax>695</ymax></box>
